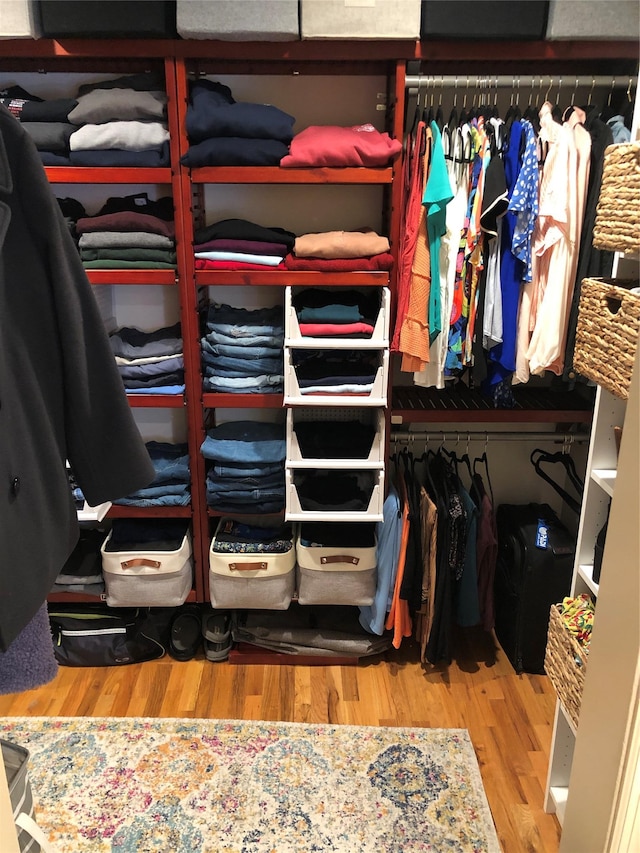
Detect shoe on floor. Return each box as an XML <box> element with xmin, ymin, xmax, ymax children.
<box><xmin>168</xmin><ymin>606</ymin><xmax>202</xmax><ymax>661</ymax></box>
<box><xmin>204</xmin><ymin>635</ymin><xmax>232</xmax><ymax>662</ymax></box>
<box><xmin>202</xmin><ymin>610</ymin><xmax>231</xmax><ymax>644</ymax></box>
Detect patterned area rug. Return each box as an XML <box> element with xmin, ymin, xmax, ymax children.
<box><xmin>1</xmin><ymin>716</ymin><xmax>500</xmax><ymax>852</ymax></box>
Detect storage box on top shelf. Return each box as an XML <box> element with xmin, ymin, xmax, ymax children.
<box><xmin>37</xmin><ymin>0</ymin><xmax>177</xmax><ymax>38</ymax></box>
<box><xmin>420</xmin><ymin>0</ymin><xmax>548</xmax><ymax>39</ymax></box>
<box><xmin>546</xmin><ymin>0</ymin><xmax>639</xmax><ymax>39</ymax></box>
<box><xmin>176</xmin><ymin>0</ymin><xmax>300</xmax><ymax>41</ymax></box>
<box><xmin>0</xmin><ymin>0</ymin><xmax>41</xmax><ymax>38</ymax></box>
<box><xmin>300</xmin><ymin>0</ymin><xmax>421</xmax><ymax>39</ymax></box>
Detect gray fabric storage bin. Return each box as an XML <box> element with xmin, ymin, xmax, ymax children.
<box><xmin>177</xmin><ymin>0</ymin><xmax>299</xmax><ymax>40</ymax></box>
<box><xmin>0</xmin><ymin>1</ymin><xmax>41</xmax><ymax>38</ymax></box>
<box><xmin>2</xmin><ymin>739</ymin><xmax>43</xmax><ymax>852</ymax></box>
<box><xmin>300</xmin><ymin>0</ymin><xmax>421</xmax><ymax>39</ymax></box>
<box><xmin>101</xmin><ymin>530</ymin><xmax>193</xmax><ymax>607</ymax></box>
<box><xmin>546</xmin><ymin>1</ymin><xmax>639</xmax><ymax>39</ymax></box>
<box><xmin>296</xmin><ymin>534</ymin><xmax>377</xmax><ymax>606</ymax></box>
<box><xmin>209</xmin><ymin>519</ymin><xmax>296</xmax><ymax>609</ymax></box>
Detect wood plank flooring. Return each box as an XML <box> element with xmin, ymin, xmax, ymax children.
<box><xmin>0</xmin><ymin>625</ymin><xmax>561</xmax><ymax>852</ymax></box>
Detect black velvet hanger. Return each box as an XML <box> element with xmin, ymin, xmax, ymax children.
<box><xmin>530</xmin><ymin>448</ymin><xmax>584</xmax><ymax>516</ymax></box>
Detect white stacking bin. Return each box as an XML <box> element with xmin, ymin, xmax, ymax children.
<box><xmin>300</xmin><ymin>0</ymin><xmax>421</xmax><ymax>39</ymax></box>
<box><xmin>545</xmin><ymin>1</ymin><xmax>639</xmax><ymax>39</ymax></box>
<box><xmin>101</xmin><ymin>530</ymin><xmax>193</xmax><ymax>608</ymax></box>
<box><xmin>285</xmin><ymin>286</ymin><xmax>390</xmax><ymax>349</ymax></box>
<box><xmin>296</xmin><ymin>526</ymin><xmax>377</xmax><ymax>606</ymax></box>
<box><xmin>284</xmin><ymin>347</ymin><xmax>389</xmax><ymax>407</ymax></box>
<box><xmin>209</xmin><ymin>517</ymin><xmax>296</xmax><ymax>610</ymax></box>
<box><xmin>286</xmin><ymin>468</ymin><xmax>384</xmax><ymax>522</ymax></box>
<box><xmin>286</xmin><ymin>407</ymin><xmax>385</xmax><ymax>468</ymax></box>
<box><xmin>177</xmin><ymin>0</ymin><xmax>300</xmax><ymax>41</ymax></box>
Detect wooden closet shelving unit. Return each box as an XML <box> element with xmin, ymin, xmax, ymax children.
<box><xmin>0</xmin><ymin>35</ymin><xmax>636</xmax><ymax>607</ymax></box>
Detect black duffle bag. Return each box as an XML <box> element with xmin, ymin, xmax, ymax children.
<box><xmin>48</xmin><ymin>607</ymin><xmax>166</xmax><ymax>667</ymax></box>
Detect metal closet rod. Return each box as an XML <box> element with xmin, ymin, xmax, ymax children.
<box><xmin>391</xmin><ymin>431</ymin><xmax>589</xmax><ymax>444</ymax></box>
<box><xmin>405</xmin><ymin>74</ymin><xmax>637</xmax><ymax>89</ymax></box>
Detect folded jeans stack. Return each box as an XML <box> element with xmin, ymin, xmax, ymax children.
<box><xmin>109</xmin><ymin>321</ymin><xmax>184</xmax><ymax>395</ymax></box>
<box><xmin>202</xmin><ymin>302</ymin><xmax>284</xmax><ymax>394</ymax></box>
<box><xmin>114</xmin><ymin>441</ymin><xmax>190</xmax><ymax>507</ymax></box>
<box><xmin>201</xmin><ymin>420</ymin><xmax>286</xmax><ymax>513</ymax></box>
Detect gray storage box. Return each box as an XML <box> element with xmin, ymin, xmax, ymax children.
<box><xmin>300</xmin><ymin>0</ymin><xmax>421</xmax><ymax>39</ymax></box>
<box><xmin>296</xmin><ymin>531</ymin><xmax>377</xmax><ymax>605</ymax></box>
<box><xmin>101</xmin><ymin>530</ymin><xmax>193</xmax><ymax>607</ymax></box>
<box><xmin>0</xmin><ymin>1</ymin><xmax>41</xmax><ymax>38</ymax></box>
<box><xmin>177</xmin><ymin>0</ymin><xmax>300</xmax><ymax>40</ymax></box>
<box><xmin>209</xmin><ymin>518</ymin><xmax>296</xmax><ymax>609</ymax></box>
<box><xmin>546</xmin><ymin>1</ymin><xmax>639</xmax><ymax>39</ymax></box>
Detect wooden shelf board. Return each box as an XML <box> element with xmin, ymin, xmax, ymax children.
<box><xmin>196</xmin><ymin>271</ymin><xmax>390</xmax><ymax>287</ymax></box>
<box><xmin>88</xmin><ymin>270</ymin><xmax>177</xmax><ymax>285</ymax></box>
<box><xmin>106</xmin><ymin>506</ymin><xmax>192</xmax><ymax>518</ymax></box>
<box><xmin>591</xmin><ymin>468</ymin><xmax>617</xmax><ymax>497</ymax></box>
<box><xmin>126</xmin><ymin>394</ymin><xmax>185</xmax><ymax>408</ymax></box>
<box><xmin>391</xmin><ymin>386</ymin><xmax>594</xmax><ymax>424</ymax></box>
<box><xmin>549</xmin><ymin>786</ymin><xmax>568</xmax><ymax>826</ymax></box>
<box><xmin>48</xmin><ymin>588</ymin><xmax>197</xmax><ymax>604</ymax></box>
<box><xmin>203</xmin><ymin>393</ymin><xmax>284</xmax><ymax>409</ymax></box>
<box><xmin>45</xmin><ymin>167</ymin><xmax>172</xmax><ymax>184</ymax></box>
<box><xmin>578</xmin><ymin>564</ymin><xmax>600</xmax><ymax>597</ymax></box>
<box><xmin>190</xmin><ymin>166</ymin><xmax>393</xmax><ymax>184</ymax></box>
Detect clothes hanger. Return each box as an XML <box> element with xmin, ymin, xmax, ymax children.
<box><xmin>472</xmin><ymin>436</ymin><xmax>495</xmax><ymax>507</ymax></box>
<box><xmin>530</xmin><ymin>447</ymin><xmax>584</xmax><ymax>516</ymax></box>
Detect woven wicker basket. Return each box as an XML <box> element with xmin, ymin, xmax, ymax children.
<box><xmin>544</xmin><ymin>604</ymin><xmax>588</xmax><ymax>730</ymax></box>
<box><xmin>593</xmin><ymin>141</ymin><xmax>640</xmax><ymax>254</ymax></box>
<box><xmin>573</xmin><ymin>277</ymin><xmax>640</xmax><ymax>400</ymax></box>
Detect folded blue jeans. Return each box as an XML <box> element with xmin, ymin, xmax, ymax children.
<box><xmin>201</xmin><ymin>420</ymin><xmax>286</xmax><ymax>463</ymax></box>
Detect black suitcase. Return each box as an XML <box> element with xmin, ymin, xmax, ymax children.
<box><xmin>494</xmin><ymin>503</ymin><xmax>575</xmax><ymax>674</ymax></box>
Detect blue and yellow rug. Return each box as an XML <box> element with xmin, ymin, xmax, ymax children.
<box><xmin>1</xmin><ymin>716</ymin><xmax>501</xmax><ymax>852</ymax></box>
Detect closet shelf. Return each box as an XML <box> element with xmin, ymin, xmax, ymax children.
<box><xmin>591</xmin><ymin>468</ymin><xmax>617</xmax><ymax>497</ymax></box>
<box><xmin>190</xmin><ymin>166</ymin><xmax>394</xmax><ymax>185</ymax></box>
<box><xmin>107</xmin><ymin>506</ymin><xmax>192</xmax><ymax>519</ymax></box>
<box><xmin>195</xmin><ymin>271</ymin><xmax>390</xmax><ymax>287</ymax></box>
<box><xmin>45</xmin><ymin>167</ymin><xmax>173</xmax><ymax>184</ymax></box>
<box><xmin>203</xmin><ymin>393</ymin><xmax>284</xmax><ymax>409</ymax></box>
<box><xmin>578</xmin><ymin>564</ymin><xmax>600</xmax><ymax>597</ymax></box>
<box><xmin>88</xmin><ymin>270</ymin><xmax>178</xmax><ymax>286</ymax></box>
<box><xmin>391</xmin><ymin>386</ymin><xmax>594</xmax><ymax>424</ymax></box>
<box><xmin>126</xmin><ymin>394</ymin><xmax>185</xmax><ymax>408</ymax></box>
<box><xmin>48</xmin><ymin>589</ymin><xmax>198</xmax><ymax>604</ymax></box>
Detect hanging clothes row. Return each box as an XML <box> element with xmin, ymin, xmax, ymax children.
<box><xmin>392</xmin><ymin>74</ymin><xmax>637</xmax><ymax>408</ymax></box>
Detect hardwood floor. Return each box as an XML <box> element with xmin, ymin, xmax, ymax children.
<box><xmin>0</xmin><ymin>625</ymin><xmax>561</xmax><ymax>852</ymax></box>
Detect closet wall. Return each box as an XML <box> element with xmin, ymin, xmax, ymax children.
<box><xmin>0</xmin><ymin>35</ymin><xmax>636</xmax><ymax>615</ymax></box>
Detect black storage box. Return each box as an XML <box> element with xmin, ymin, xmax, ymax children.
<box><xmin>421</xmin><ymin>1</ymin><xmax>549</xmax><ymax>39</ymax></box>
<box><xmin>494</xmin><ymin>503</ymin><xmax>574</xmax><ymax>674</ymax></box>
<box><xmin>38</xmin><ymin>1</ymin><xmax>177</xmax><ymax>38</ymax></box>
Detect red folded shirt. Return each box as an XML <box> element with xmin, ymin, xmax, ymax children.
<box><xmin>280</xmin><ymin>124</ymin><xmax>402</xmax><ymax>168</ymax></box>
<box><xmin>284</xmin><ymin>253</ymin><xmax>394</xmax><ymax>271</ymax></box>
<box><xmin>195</xmin><ymin>259</ymin><xmax>287</xmax><ymax>271</ymax></box>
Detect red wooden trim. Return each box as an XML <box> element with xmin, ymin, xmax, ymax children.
<box><xmin>190</xmin><ymin>166</ymin><xmax>393</xmax><ymax>184</ymax></box>
<box><xmin>87</xmin><ymin>270</ymin><xmax>177</xmax><ymax>285</ymax></box>
<box><xmin>202</xmin><ymin>393</ymin><xmax>285</xmax><ymax>409</ymax></box>
<box><xmin>45</xmin><ymin>167</ymin><xmax>172</xmax><ymax>184</ymax></box>
<box><xmin>413</xmin><ymin>39</ymin><xmax>640</xmax><ymax>61</ymax></box>
<box><xmin>195</xmin><ymin>271</ymin><xmax>390</xmax><ymax>286</ymax></box>
<box><xmin>127</xmin><ymin>394</ymin><xmax>186</xmax><ymax>408</ymax></box>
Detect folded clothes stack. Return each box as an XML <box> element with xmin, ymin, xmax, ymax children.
<box><xmin>180</xmin><ymin>79</ymin><xmax>295</xmax><ymax>167</ymax></box>
<box><xmin>292</xmin><ymin>287</ymin><xmax>381</xmax><ymax>338</ymax></box>
<box><xmin>110</xmin><ymin>321</ymin><xmax>184</xmax><ymax>395</ymax></box>
<box><xmin>0</xmin><ymin>82</ymin><xmax>78</xmax><ymax>164</ymax></box>
<box><xmin>67</xmin><ymin>72</ymin><xmax>170</xmax><ymax>167</ymax></box>
<box><xmin>114</xmin><ymin>441</ymin><xmax>190</xmax><ymax>508</ymax></box>
<box><xmin>194</xmin><ymin>217</ymin><xmax>295</xmax><ymax>271</ymax></box>
<box><xmin>75</xmin><ymin>192</ymin><xmax>176</xmax><ymax>269</ymax></box>
<box><xmin>200</xmin><ymin>420</ymin><xmax>286</xmax><ymax>513</ymax></box>
<box><xmin>284</xmin><ymin>227</ymin><xmax>394</xmax><ymax>272</ymax></box>
<box><xmin>202</xmin><ymin>302</ymin><xmax>284</xmax><ymax>394</ymax></box>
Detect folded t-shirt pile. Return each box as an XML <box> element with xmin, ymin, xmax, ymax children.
<box><xmin>292</xmin><ymin>287</ymin><xmax>381</xmax><ymax>338</ymax></box>
<box><xmin>202</xmin><ymin>302</ymin><xmax>284</xmax><ymax>394</ymax></box>
<box><xmin>109</xmin><ymin>321</ymin><xmax>184</xmax><ymax>395</ymax></box>
<box><xmin>114</xmin><ymin>441</ymin><xmax>190</xmax><ymax>508</ymax></box>
<box><xmin>291</xmin><ymin>349</ymin><xmax>379</xmax><ymax>396</ymax></box>
<box><xmin>1</xmin><ymin>83</ymin><xmax>78</xmax><ymax>165</ymax></box>
<box><xmin>295</xmin><ymin>470</ymin><xmax>373</xmax><ymax>513</ymax></box>
<box><xmin>194</xmin><ymin>217</ymin><xmax>295</xmax><ymax>271</ymax></box>
<box><xmin>285</xmin><ymin>228</ymin><xmax>394</xmax><ymax>272</ymax></box>
<box><xmin>75</xmin><ymin>192</ymin><xmax>176</xmax><ymax>269</ymax></box>
<box><xmin>200</xmin><ymin>420</ymin><xmax>286</xmax><ymax>514</ymax></box>
<box><xmin>67</xmin><ymin>72</ymin><xmax>170</xmax><ymax>167</ymax></box>
<box><xmin>280</xmin><ymin>123</ymin><xmax>402</xmax><ymax>168</ymax></box>
<box><xmin>180</xmin><ymin>79</ymin><xmax>295</xmax><ymax>167</ymax></box>
<box><xmin>212</xmin><ymin>519</ymin><xmax>293</xmax><ymax>555</ymax></box>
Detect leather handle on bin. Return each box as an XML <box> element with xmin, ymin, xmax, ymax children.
<box><xmin>320</xmin><ymin>555</ymin><xmax>360</xmax><ymax>565</ymax></box>
<box><xmin>121</xmin><ymin>558</ymin><xmax>162</xmax><ymax>569</ymax></box>
<box><xmin>228</xmin><ymin>561</ymin><xmax>268</xmax><ymax>571</ymax></box>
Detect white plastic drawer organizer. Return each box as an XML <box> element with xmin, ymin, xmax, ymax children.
<box><xmin>100</xmin><ymin>531</ymin><xmax>193</xmax><ymax>607</ymax></box>
<box><xmin>209</xmin><ymin>518</ymin><xmax>296</xmax><ymax>610</ymax></box>
<box><xmin>284</xmin><ymin>286</ymin><xmax>390</xmax><ymax>407</ymax></box>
